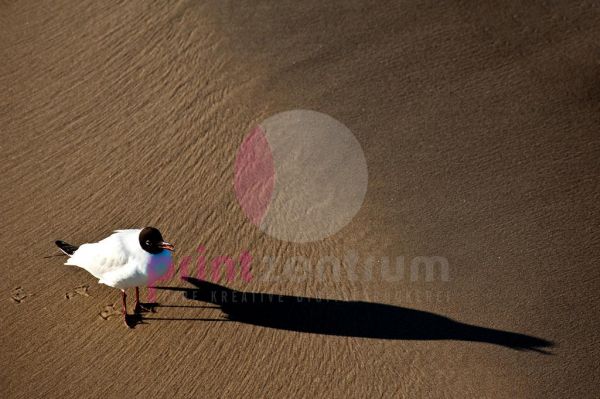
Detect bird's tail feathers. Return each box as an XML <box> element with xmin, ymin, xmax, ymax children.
<box><xmin>55</xmin><ymin>240</ymin><xmax>79</xmax><ymax>256</ymax></box>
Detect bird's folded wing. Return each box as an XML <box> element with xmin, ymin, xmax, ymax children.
<box><xmin>65</xmin><ymin>235</ymin><xmax>130</xmax><ymax>278</ymax></box>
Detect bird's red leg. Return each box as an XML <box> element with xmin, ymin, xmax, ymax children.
<box><xmin>134</xmin><ymin>287</ymin><xmax>153</xmax><ymax>313</ymax></box>
<box><xmin>121</xmin><ymin>290</ymin><xmax>127</xmax><ymax>315</ymax></box>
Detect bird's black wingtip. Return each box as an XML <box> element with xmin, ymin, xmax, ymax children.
<box><xmin>55</xmin><ymin>240</ymin><xmax>79</xmax><ymax>256</ymax></box>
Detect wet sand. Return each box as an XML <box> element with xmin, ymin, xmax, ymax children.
<box><xmin>1</xmin><ymin>1</ymin><xmax>599</xmax><ymax>397</ymax></box>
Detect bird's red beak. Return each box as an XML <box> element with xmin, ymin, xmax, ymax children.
<box><xmin>159</xmin><ymin>241</ymin><xmax>175</xmax><ymax>251</ymax></box>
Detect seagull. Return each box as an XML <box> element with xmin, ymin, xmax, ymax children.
<box><xmin>55</xmin><ymin>227</ymin><xmax>174</xmax><ymax>327</ymax></box>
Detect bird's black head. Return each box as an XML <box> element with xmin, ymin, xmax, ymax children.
<box><xmin>139</xmin><ymin>227</ymin><xmax>174</xmax><ymax>255</ymax></box>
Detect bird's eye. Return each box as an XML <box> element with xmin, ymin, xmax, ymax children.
<box><xmin>145</xmin><ymin>240</ymin><xmax>151</xmax><ymax>246</ymax></box>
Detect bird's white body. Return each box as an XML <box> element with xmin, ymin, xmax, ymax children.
<box><xmin>65</xmin><ymin>229</ymin><xmax>172</xmax><ymax>289</ymax></box>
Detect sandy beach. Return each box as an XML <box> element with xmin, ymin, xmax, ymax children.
<box><xmin>1</xmin><ymin>1</ymin><xmax>599</xmax><ymax>397</ymax></box>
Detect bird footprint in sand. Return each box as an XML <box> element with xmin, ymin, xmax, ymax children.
<box><xmin>99</xmin><ymin>304</ymin><xmax>120</xmax><ymax>320</ymax></box>
<box><xmin>10</xmin><ymin>286</ymin><xmax>33</xmax><ymax>303</ymax></box>
<box><xmin>65</xmin><ymin>285</ymin><xmax>90</xmax><ymax>300</ymax></box>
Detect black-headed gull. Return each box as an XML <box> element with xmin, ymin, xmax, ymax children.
<box><xmin>55</xmin><ymin>227</ymin><xmax>174</xmax><ymax>326</ymax></box>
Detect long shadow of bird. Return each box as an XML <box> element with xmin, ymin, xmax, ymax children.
<box><xmin>153</xmin><ymin>277</ymin><xmax>553</xmax><ymax>353</ymax></box>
